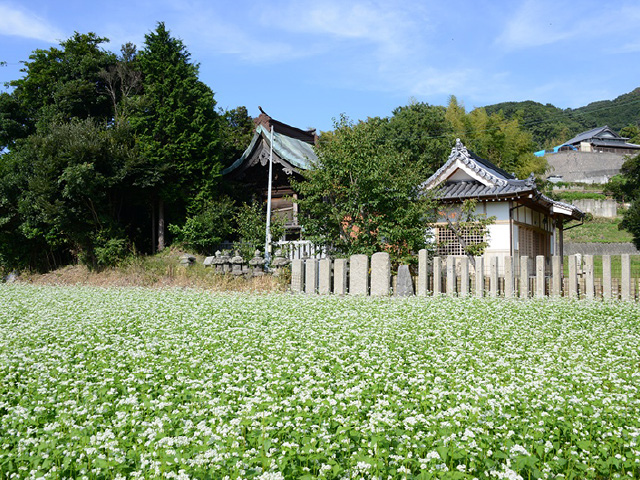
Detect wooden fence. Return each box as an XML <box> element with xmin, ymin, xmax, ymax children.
<box><xmin>291</xmin><ymin>250</ymin><xmax>640</xmax><ymax>301</ymax></box>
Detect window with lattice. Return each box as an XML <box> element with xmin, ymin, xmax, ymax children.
<box><xmin>435</xmin><ymin>226</ymin><xmax>486</xmax><ymax>256</ymax></box>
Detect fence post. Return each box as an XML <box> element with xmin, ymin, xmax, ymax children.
<box><xmin>318</xmin><ymin>258</ymin><xmax>332</xmax><ymax>295</ymax></box>
<box><xmin>520</xmin><ymin>256</ymin><xmax>529</xmax><ymax>299</ymax></box>
<box><xmin>349</xmin><ymin>254</ymin><xmax>369</xmax><ymax>295</ymax></box>
<box><xmin>475</xmin><ymin>256</ymin><xmax>484</xmax><ymax>297</ymax></box>
<box><xmin>291</xmin><ymin>259</ymin><xmax>305</xmax><ymax>293</ymax></box>
<box><xmin>602</xmin><ymin>255</ymin><xmax>612</xmax><ymax>300</ymax></box>
<box><xmin>568</xmin><ymin>255</ymin><xmax>578</xmax><ymax>299</ymax></box>
<box><xmin>584</xmin><ymin>255</ymin><xmax>594</xmax><ymax>300</ymax></box>
<box><xmin>446</xmin><ymin>256</ymin><xmax>456</xmax><ymax>296</ymax></box>
<box><xmin>504</xmin><ymin>255</ymin><xmax>514</xmax><ymax>298</ymax></box>
<box><xmin>536</xmin><ymin>255</ymin><xmax>545</xmax><ymax>298</ymax></box>
<box><xmin>417</xmin><ymin>249</ymin><xmax>429</xmax><ymax>297</ymax></box>
<box><xmin>370</xmin><ymin>252</ymin><xmax>391</xmax><ymax>296</ymax></box>
<box><xmin>460</xmin><ymin>256</ymin><xmax>469</xmax><ymax>297</ymax></box>
<box><xmin>305</xmin><ymin>259</ymin><xmax>319</xmax><ymax>294</ymax></box>
<box><xmin>433</xmin><ymin>257</ymin><xmax>442</xmax><ymax>295</ymax></box>
<box><xmin>621</xmin><ymin>254</ymin><xmax>631</xmax><ymax>301</ymax></box>
<box><xmin>552</xmin><ymin>256</ymin><xmax>562</xmax><ymax>297</ymax></box>
<box><xmin>489</xmin><ymin>256</ymin><xmax>499</xmax><ymax>297</ymax></box>
<box><xmin>333</xmin><ymin>258</ymin><xmax>348</xmax><ymax>295</ymax></box>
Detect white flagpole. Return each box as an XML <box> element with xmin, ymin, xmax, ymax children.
<box><xmin>265</xmin><ymin>125</ymin><xmax>274</xmax><ymax>265</ymax></box>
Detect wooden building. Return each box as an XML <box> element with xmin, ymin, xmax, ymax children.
<box><xmin>222</xmin><ymin>110</ymin><xmax>317</xmax><ymax>240</ymax></box>
<box><xmin>422</xmin><ymin>140</ymin><xmax>584</xmax><ymax>263</ymax></box>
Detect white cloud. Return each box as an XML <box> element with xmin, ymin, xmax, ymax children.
<box><xmin>0</xmin><ymin>3</ymin><xmax>62</xmax><ymax>43</ymax></box>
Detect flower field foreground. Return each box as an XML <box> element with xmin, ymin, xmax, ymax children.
<box><xmin>1</xmin><ymin>286</ymin><xmax>640</xmax><ymax>480</ymax></box>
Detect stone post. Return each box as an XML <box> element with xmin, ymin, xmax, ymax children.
<box><xmin>249</xmin><ymin>250</ymin><xmax>265</xmax><ymax>276</ymax></box>
<box><xmin>318</xmin><ymin>257</ymin><xmax>332</xmax><ymax>295</ymax></box>
<box><xmin>551</xmin><ymin>255</ymin><xmax>562</xmax><ymax>297</ymax></box>
<box><xmin>333</xmin><ymin>258</ymin><xmax>348</xmax><ymax>295</ymax></box>
<box><xmin>433</xmin><ymin>256</ymin><xmax>442</xmax><ymax>295</ymax></box>
<box><xmin>304</xmin><ymin>259</ymin><xmax>319</xmax><ymax>294</ymax></box>
<box><xmin>504</xmin><ymin>255</ymin><xmax>514</xmax><ymax>298</ymax></box>
<box><xmin>602</xmin><ymin>255</ymin><xmax>612</xmax><ymax>300</ymax></box>
<box><xmin>568</xmin><ymin>254</ymin><xmax>578</xmax><ymax>299</ymax></box>
<box><xmin>231</xmin><ymin>251</ymin><xmax>244</xmax><ymax>276</ymax></box>
<box><xmin>489</xmin><ymin>256</ymin><xmax>499</xmax><ymax>297</ymax></box>
<box><xmin>349</xmin><ymin>254</ymin><xmax>369</xmax><ymax>295</ymax></box>
<box><xmin>446</xmin><ymin>256</ymin><xmax>456</xmax><ymax>296</ymax></box>
<box><xmin>395</xmin><ymin>265</ymin><xmax>414</xmax><ymax>297</ymax></box>
<box><xmin>519</xmin><ymin>256</ymin><xmax>529</xmax><ymax>299</ymax></box>
<box><xmin>621</xmin><ymin>254</ymin><xmax>631</xmax><ymax>301</ymax></box>
<box><xmin>291</xmin><ymin>259</ymin><xmax>305</xmax><ymax>293</ymax></box>
<box><xmin>417</xmin><ymin>249</ymin><xmax>429</xmax><ymax>297</ymax></box>
<box><xmin>536</xmin><ymin>255</ymin><xmax>545</xmax><ymax>298</ymax></box>
<box><xmin>475</xmin><ymin>256</ymin><xmax>484</xmax><ymax>297</ymax></box>
<box><xmin>584</xmin><ymin>255</ymin><xmax>594</xmax><ymax>300</ymax></box>
<box><xmin>370</xmin><ymin>252</ymin><xmax>391</xmax><ymax>296</ymax></box>
<box><xmin>460</xmin><ymin>256</ymin><xmax>469</xmax><ymax>297</ymax></box>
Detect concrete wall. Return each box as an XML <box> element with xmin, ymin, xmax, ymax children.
<box><xmin>545</xmin><ymin>151</ymin><xmax>628</xmax><ymax>184</ymax></box>
<box><xmin>564</xmin><ymin>243</ymin><xmax>639</xmax><ymax>255</ymax></box>
<box><xmin>570</xmin><ymin>199</ymin><xmax>617</xmax><ymax>218</ymax></box>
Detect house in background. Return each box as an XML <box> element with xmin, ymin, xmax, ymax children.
<box><xmin>422</xmin><ymin>140</ymin><xmax>583</xmax><ymax>263</ymax></box>
<box><xmin>536</xmin><ymin>126</ymin><xmax>640</xmax><ymax>184</ymax></box>
<box><xmin>222</xmin><ymin>108</ymin><xmax>317</xmax><ymax>241</ymax></box>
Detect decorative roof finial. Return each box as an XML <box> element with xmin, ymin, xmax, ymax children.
<box><xmin>453</xmin><ymin>138</ymin><xmax>469</xmax><ymax>156</ymax></box>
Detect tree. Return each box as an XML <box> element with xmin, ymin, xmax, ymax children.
<box><xmin>382</xmin><ymin>101</ymin><xmax>453</xmax><ymax>178</ymax></box>
<box><xmin>445</xmin><ymin>96</ymin><xmax>547</xmax><ymax>178</ymax></box>
<box><xmin>130</xmin><ymin>22</ymin><xmax>221</xmax><ymax>252</ymax></box>
<box><xmin>618</xmin><ymin>153</ymin><xmax>640</xmax><ymax>249</ymax></box>
<box><xmin>293</xmin><ymin>115</ymin><xmax>436</xmax><ymax>263</ymax></box>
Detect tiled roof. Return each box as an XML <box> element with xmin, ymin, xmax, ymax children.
<box><xmin>564</xmin><ymin>126</ymin><xmax>612</xmax><ymax>145</ymax></box>
<box><xmin>222</xmin><ymin>124</ymin><xmax>317</xmax><ymax>175</ymax></box>
<box><xmin>435</xmin><ymin>180</ymin><xmax>534</xmax><ymax>200</ymax></box>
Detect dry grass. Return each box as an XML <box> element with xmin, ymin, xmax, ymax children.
<box><xmin>17</xmin><ymin>249</ymin><xmax>290</xmax><ymax>293</ymax></box>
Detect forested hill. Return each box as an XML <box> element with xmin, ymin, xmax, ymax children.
<box><xmin>483</xmin><ymin>87</ymin><xmax>640</xmax><ymax>149</ymax></box>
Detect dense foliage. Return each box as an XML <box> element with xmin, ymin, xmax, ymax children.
<box><xmin>617</xmin><ymin>153</ymin><xmax>640</xmax><ymax>249</ymax></box>
<box><xmin>0</xmin><ymin>24</ymin><xmax>252</xmax><ymax>271</ymax></box>
<box><xmin>293</xmin><ymin>115</ymin><xmax>438</xmax><ymax>263</ymax></box>
<box><xmin>484</xmin><ymin>87</ymin><xmax>640</xmax><ymax>149</ymax></box>
<box><xmin>1</xmin><ymin>286</ymin><xmax>640</xmax><ymax>479</ymax></box>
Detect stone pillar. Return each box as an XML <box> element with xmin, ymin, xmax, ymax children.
<box><xmin>349</xmin><ymin>254</ymin><xmax>369</xmax><ymax>295</ymax></box>
<box><xmin>318</xmin><ymin>258</ymin><xmax>332</xmax><ymax>295</ymax></box>
<box><xmin>333</xmin><ymin>258</ymin><xmax>348</xmax><ymax>295</ymax></box>
<box><xmin>602</xmin><ymin>255</ymin><xmax>612</xmax><ymax>300</ymax></box>
<box><xmin>417</xmin><ymin>249</ymin><xmax>429</xmax><ymax>297</ymax></box>
<box><xmin>460</xmin><ymin>256</ymin><xmax>469</xmax><ymax>297</ymax></box>
<box><xmin>395</xmin><ymin>265</ymin><xmax>414</xmax><ymax>297</ymax></box>
<box><xmin>305</xmin><ymin>259</ymin><xmax>319</xmax><ymax>294</ymax></box>
<box><xmin>475</xmin><ymin>256</ymin><xmax>484</xmax><ymax>297</ymax></box>
<box><xmin>489</xmin><ymin>256</ymin><xmax>499</xmax><ymax>297</ymax></box>
<box><xmin>519</xmin><ymin>256</ymin><xmax>529</xmax><ymax>299</ymax></box>
<box><xmin>370</xmin><ymin>252</ymin><xmax>391</xmax><ymax>296</ymax></box>
<box><xmin>504</xmin><ymin>255</ymin><xmax>514</xmax><ymax>298</ymax></box>
<box><xmin>433</xmin><ymin>257</ymin><xmax>442</xmax><ymax>295</ymax></box>
<box><xmin>446</xmin><ymin>256</ymin><xmax>456</xmax><ymax>296</ymax></box>
<box><xmin>568</xmin><ymin>254</ymin><xmax>578</xmax><ymax>299</ymax></box>
<box><xmin>291</xmin><ymin>259</ymin><xmax>305</xmax><ymax>293</ymax></box>
<box><xmin>552</xmin><ymin>255</ymin><xmax>562</xmax><ymax>297</ymax></box>
<box><xmin>621</xmin><ymin>254</ymin><xmax>631</xmax><ymax>301</ymax></box>
<box><xmin>584</xmin><ymin>255</ymin><xmax>594</xmax><ymax>300</ymax></box>
<box><xmin>536</xmin><ymin>255</ymin><xmax>545</xmax><ymax>298</ymax></box>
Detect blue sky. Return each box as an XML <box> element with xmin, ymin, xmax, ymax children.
<box><xmin>1</xmin><ymin>0</ymin><xmax>639</xmax><ymax>132</ymax></box>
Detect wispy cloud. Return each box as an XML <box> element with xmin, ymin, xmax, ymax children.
<box><xmin>0</xmin><ymin>3</ymin><xmax>62</xmax><ymax>43</ymax></box>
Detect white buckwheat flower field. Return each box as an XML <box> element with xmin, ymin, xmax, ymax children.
<box><xmin>1</xmin><ymin>285</ymin><xmax>640</xmax><ymax>479</ymax></box>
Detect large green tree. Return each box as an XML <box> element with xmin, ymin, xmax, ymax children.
<box><xmin>130</xmin><ymin>22</ymin><xmax>221</xmax><ymax>252</ymax></box>
<box><xmin>293</xmin><ymin>115</ymin><xmax>436</xmax><ymax>263</ymax></box>
<box><xmin>446</xmin><ymin>96</ymin><xmax>547</xmax><ymax>178</ymax></box>
<box><xmin>618</xmin><ymin>153</ymin><xmax>640</xmax><ymax>249</ymax></box>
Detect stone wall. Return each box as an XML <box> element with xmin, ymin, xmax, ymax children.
<box><xmin>545</xmin><ymin>151</ymin><xmax>627</xmax><ymax>184</ymax></box>
<box><xmin>570</xmin><ymin>199</ymin><xmax>617</xmax><ymax>218</ymax></box>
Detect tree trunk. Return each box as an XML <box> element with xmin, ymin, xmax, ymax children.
<box><xmin>151</xmin><ymin>203</ymin><xmax>156</xmax><ymax>253</ymax></box>
<box><xmin>157</xmin><ymin>198</ymin><xmax>165</xmax><ymax>251</ymax></box>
